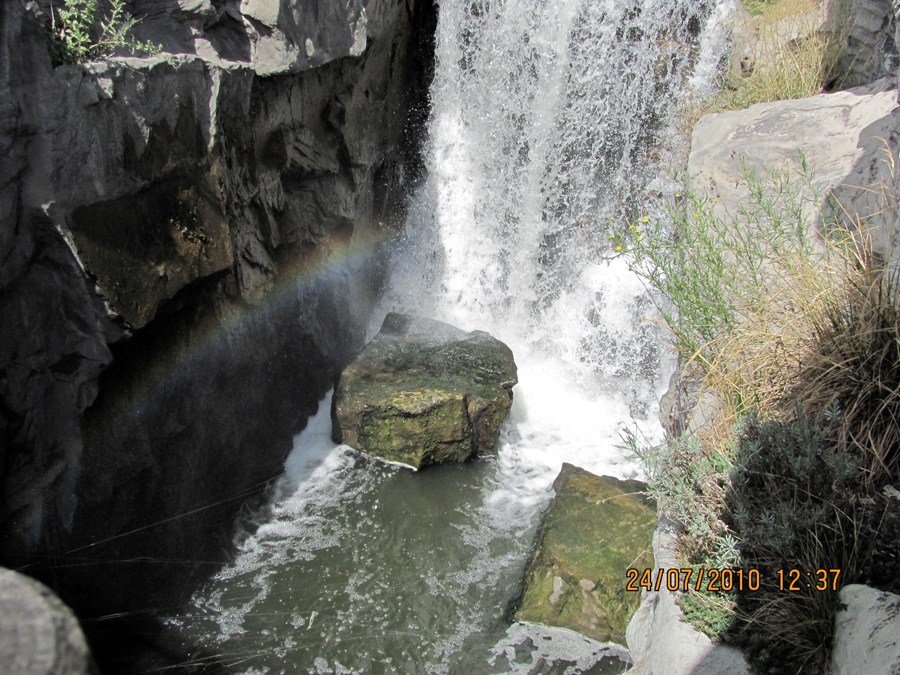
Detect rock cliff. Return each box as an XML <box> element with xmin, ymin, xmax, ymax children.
<box><xmin>0</xmin><ymin>0</ymin><xmax>436</xmax><ymax>669</ymax></box>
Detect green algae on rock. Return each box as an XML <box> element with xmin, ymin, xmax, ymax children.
<box><xmin>516</xmin><ymin>463</ymin><xmax>656</xmax><ymax>645</ymax></box>
<box><xmin>331</xmin><ymin>313</ymin><xmax>518</xmax><ymax>469</ymax></box>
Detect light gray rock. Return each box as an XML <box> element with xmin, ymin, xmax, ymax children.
<box><xmin>832</xmin><ymin>584</ymin><xmax>900</xmax><ymax>675</ymax></box>
<box><xmin>0</xmin><ymin>568</ymin><xmax>93</xmax><ymax>675</ymax></box>
<box><xmin>624</xmin><ymin>519</ymin><xmax>752</xmax><ymax>675</ymax></box>
<box><xmin>689</xmin><ymin>77</ymin><xmax>900</xmax><ymax>260</ymax></box>
<box><xmin>659</xmin><ymin>362</ymin><xmax>724</xmax><ymax>440</ymax></box>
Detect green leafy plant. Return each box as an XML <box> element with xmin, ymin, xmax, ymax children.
<box><xmin>49</xmin><ymin>0</ymin><xmax>161</xmax><ymax>65</ymax></box>
<box><xmin>620</xmin><ymin>425</ymin><xmax>741</xmax><ymax>640</ymax></box>
<box><xmin>606</xmin><ymin>156</ymin><xmax>900</xmax><ymax>670</ymax></box>
<box><xmin>725</xmin><ymin>409</ymin><xmax>900</xmax><ymax>674</ymax></box>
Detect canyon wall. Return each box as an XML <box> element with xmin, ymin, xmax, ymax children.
<box><xmin>0</xmin><ymin>0</ymin><xmax>436</xmax><ymax>668</ymax></box>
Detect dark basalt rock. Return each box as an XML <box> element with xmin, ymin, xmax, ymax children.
<box><xmin>0</xmin><ymin>0</ymin><xmax>438</xmax><ymax>670</ymax></box>
<box><xmin>332</xmin><ymin>313</ymin><xmax>517</xmax><ymax>469</ymax></box>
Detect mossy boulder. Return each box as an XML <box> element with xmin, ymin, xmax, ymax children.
<box><xmin>331</xmin><ymin>313</ymin><xmax>517</xmax><ymax>469</ymax></box>
<box><xmin>516</xmin><ymin>463</ymin><xmax>656</xmax><ymax>645</ymax></box>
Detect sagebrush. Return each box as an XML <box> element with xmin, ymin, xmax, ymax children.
<box><xmin>50</xmin><ymin>0</ymin><xmax>160</xmax><ymax>65</ymax></box>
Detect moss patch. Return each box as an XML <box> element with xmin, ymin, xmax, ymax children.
<box><xmin>332</xmin><ymin>314</ymin><xmax>517</xmax><ymax>469</ymax></box>
<box><xmin>516</xmin><ymin>463</ymin><xmax>656</xmax><ymax>645</ymax></box>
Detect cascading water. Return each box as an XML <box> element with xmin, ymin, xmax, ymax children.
<box><xmin>176</xmin><ymin>1</ymin><xmax>731</xmax><ymax>672</ymax></box>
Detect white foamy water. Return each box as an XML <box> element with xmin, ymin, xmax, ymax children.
<box><xmin>688</xmin><ymin>0</ymin><xmax>737</xmax><ymax>95</ymax></box>
<box><xmin>181</xmin><ymin>1</ymin><xmax>733</xmax><ymax>672</ymax></box>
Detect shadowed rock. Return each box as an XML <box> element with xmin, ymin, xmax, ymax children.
<box><xmin>331</xmin><ymin>313</ymin><xmax>517</xmax><ymax>469</ymax></box>
<box><xmin>516</xmin><ymin>463</ymin><xmax>656</xmax><ymax>646</ymax></box>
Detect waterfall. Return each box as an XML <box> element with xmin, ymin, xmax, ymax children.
<box><xmin>180</xmin><ymin>1</ymin><xmax>732</xmax><ymax>672</ymax></box>
<box><xmin>379</xmin><ymin>0</ymin><xmax>716</xmax><ymax>492</ymax></box>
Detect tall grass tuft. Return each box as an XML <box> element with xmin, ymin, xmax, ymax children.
<box><xmin>786</xmin><ymin>264</ymin><xmax>900</xmax><ymax>485</ymax></box>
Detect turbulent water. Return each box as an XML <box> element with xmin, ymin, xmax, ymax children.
<box><xmin>177</xmin><ymin>0</ymin><xmax>731</xmax><ymax>672</ymax></box>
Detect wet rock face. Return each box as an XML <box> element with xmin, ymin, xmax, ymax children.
<box><xmin>516</xmin><ymin>464</ymin><xmax>656</xmax><ymax>646</ymax></box>
<box><xmin>332</xmin><ymin>313</ymin><xmax>518</xmax><ymax>469</ymax></box>
<box><xmin>0</xmin><ymin>0</ymin><xmax>437</xmax><ymax>666</ymax></box>
<box><xmin>127</xmin><ymin>0</ymin><xmax>373</xmax><ymax>76</ymax></box>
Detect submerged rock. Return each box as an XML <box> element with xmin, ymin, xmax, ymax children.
<box><xmin>516</xmin><ymin>463</ymin><xmax>656</xmax><ymax>646</ymax></box>
<box><xmin>331</xmin><ymin>313</ymin><xmax>517</xmax><ymax>469</ymax></box>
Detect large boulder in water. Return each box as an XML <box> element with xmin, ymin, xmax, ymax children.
<box><xmin>516</xmin><ymin>463</ymin><xmax>656</xmax><ymax>645</ymax></box>
<box><xmin>331</xmin><ymin>313</ymin><xmax>517</xmax><ymax>469</ymax></box>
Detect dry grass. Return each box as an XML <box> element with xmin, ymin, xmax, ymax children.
<box><xmin>787</xmin><ymin>264</ymin><xmax>900</xmax><ymax>485</ymax></box>
<box><xmin>744</xmin><ymin>0</ymin><xmax>822</xmax><ymax>22</ymax></box>
<box><xmin>702</xmin><ymin>227</ymin><xmax>866</xmax><ymax>423</ymax></box>
<box><xmin>682</xmin><ymin>0</ymin><xmax>847</xmax><ymax>124</ymax></box>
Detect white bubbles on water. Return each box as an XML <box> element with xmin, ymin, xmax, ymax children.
<box><xmin>181</xmin><ymin>0</ymin><xmax>735</xmax><ymax>671</ymax></box>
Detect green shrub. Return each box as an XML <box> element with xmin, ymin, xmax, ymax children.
<box><xmin>621</xmin><ymin>429</ymin><xmax>738</xmax><ymax>569</ymax></box>
<box><xmin>49</xmin><ymin>0</ymin><xmax>160</xmax><ymax>65</ymax></box>
<box><xmin>621</xmin><ymin>428</ymin><xmax>740</xmax><ymax>640</ymax></box>
<box><xmin>725</xmin><ymin>409</ymin><xmax>900</xmax><ymax>674</ymax></box>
